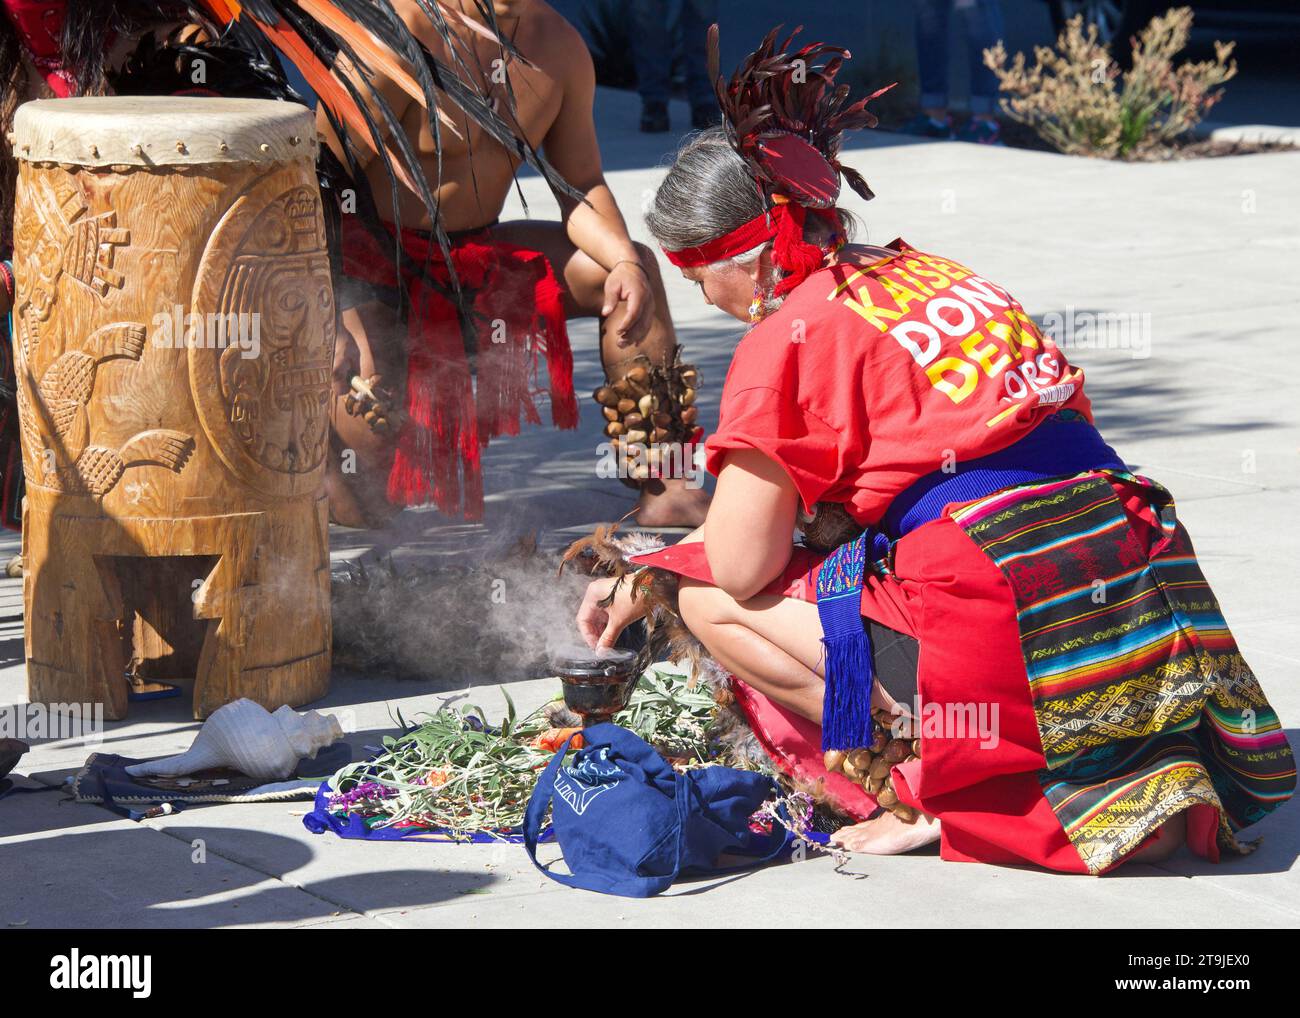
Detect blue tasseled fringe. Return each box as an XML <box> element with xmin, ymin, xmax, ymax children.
<box><xmin>816</xmin><ymin>532</ymin><xmax>877</xmax><ymax>752</ymax></box>
<box><xmin>820</xmin><ymin>627</ymin><xmax>876</xmax><ymax>752</ymax></box>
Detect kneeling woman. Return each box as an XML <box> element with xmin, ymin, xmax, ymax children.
<box><xmin>575</xmin><ymin>31</ymin><xmax>1294</xmax><ymax>873</ymax></box>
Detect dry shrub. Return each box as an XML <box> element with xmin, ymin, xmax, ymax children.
<box><xmin>983</xmin><ymin>7</ymin><xmax>1236</xmax><ymax>159</ymax></box>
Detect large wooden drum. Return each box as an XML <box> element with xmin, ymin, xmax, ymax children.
<box><xmin>12</xmin><ymin>97</ymin><xmax>333</xmax><ymax>719</ymax></box>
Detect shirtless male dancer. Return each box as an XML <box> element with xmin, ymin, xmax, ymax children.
<box><xmin>324</xmin><ymin>0</ymin><xmax>711</xmax><ymax>529</ymax></box>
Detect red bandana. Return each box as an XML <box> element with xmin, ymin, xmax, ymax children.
<box><xmin>2</xmin><ymin>0</ymin><xmax>74</xmax><ymax>97</ymax></box>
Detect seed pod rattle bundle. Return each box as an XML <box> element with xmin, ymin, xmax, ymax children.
<box><xmin>345</xmin><ymin>374</ymin><xmax>403</xmax><ymax>434</ymax></box>
<box><xmin>823</xmin><ymin>707</ymin><xmax>921</xmax><ymax>823</ymax></box>
<box><xmin>593</xmin><ymin>356</ymin><xmax>701</xmax><ymax>481</ymax></box>
<box><xmin>800</xmin><ymin>501</ymin><xmax>866</xmax><ymax>553</ymax></box>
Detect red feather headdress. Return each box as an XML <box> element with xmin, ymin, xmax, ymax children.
<box><xmin>663</xmin><ymin>24</ymin><xmax>894</xmax><ymax>297</ymax></box>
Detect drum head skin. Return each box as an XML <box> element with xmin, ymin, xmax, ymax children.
<box><xmin>12</xmin><ymin>96</ymin><xmax>318</xmax><ymax>168</ymax></box>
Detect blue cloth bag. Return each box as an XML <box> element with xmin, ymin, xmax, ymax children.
<box><xmin>524</xmin><ymin>723</ymin><xmax>788</xmax><ymax>897</ymax></box>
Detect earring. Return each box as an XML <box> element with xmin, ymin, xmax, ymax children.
<box><xmin>748</xmin><ymin>282</ymin><xmax>766</xmax><ymax>323</ymax></box>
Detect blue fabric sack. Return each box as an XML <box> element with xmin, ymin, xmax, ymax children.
<box><xmin>523</xmin><ymin>723</ymin><xmax>788</xmax><ymax>897</ymax></box>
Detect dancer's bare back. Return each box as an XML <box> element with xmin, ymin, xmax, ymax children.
<box><xmin>320</xmin><ymin>0</ymin><xmax>594</xmax><ymax>232</ymax></box>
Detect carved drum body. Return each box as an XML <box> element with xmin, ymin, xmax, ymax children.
<box><xmin>12</xmin><ymin>97</ymin><xmax>332</xmax><ymax>719</ymax></box>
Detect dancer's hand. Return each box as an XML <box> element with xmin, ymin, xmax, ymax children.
<box><xmin>576</xmin><ymin>576</ymin><xmax>647</xmax><ymax>649</ymax></box>
<box><xmin>603</xmin><ymin>260</ymin><xmax>655</xmax><ymax>347</ymax></box>
<box><xmin>332</xmin><ymin>320</ymin><xmax>362</xmax><ymax>398</ymax></box>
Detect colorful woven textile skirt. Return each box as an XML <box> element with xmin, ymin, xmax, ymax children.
<box><xmin>941</xmin><ymin>471</ymin><xmax>1294</xmax><ymax>872</ymax></box>
<box><xmin>633</xmin><ymin>470</ymin><xmax>1294</xmax><ymax>873</ymax></box>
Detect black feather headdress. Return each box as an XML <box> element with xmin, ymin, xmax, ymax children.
<box><xmin>709</xmin><ymin>23</ymin><xmax>894</xmax><ymax>209</ymax></box>
<box><xmin>660</xmin><ymin>24</ymin><xmax>895</xmax><ymax>295</ymax></box>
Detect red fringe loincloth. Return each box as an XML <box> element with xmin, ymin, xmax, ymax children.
<box><xmin>341</xmin><ymin>218</ymin><xmax>577</xmax><ymax>521</ymax></box>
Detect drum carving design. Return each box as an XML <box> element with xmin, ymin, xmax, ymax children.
<box><xmin>191</xmin><ymin>176</ymin><xmax>333</xmax><ymax>495</ymax></box>
<box><xmin>13</xmin><ymin>97</ymin><xmax>332</xmax><ymax>719</ymax></box>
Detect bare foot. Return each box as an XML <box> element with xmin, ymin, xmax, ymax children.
<box><xmin>832</xmin><ymin>811</ymin><xmax>941</xmax><ymax>855</ymax></box>
<box><xmin>634</xmin><ymin>477</ymin><xmax>711</xmax><ymax>528</ymax></box>
<box><xmin>1124</xmin><ymin>810</ymin><xmax>1188</xmax><ymax>865</ymax></box>
<box><xmin>325</xmin><ymin>465</ymin><xmax>402</xmax><ymax>530</ymax></box>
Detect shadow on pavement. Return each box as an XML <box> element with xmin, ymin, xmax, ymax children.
<box><xmin>0</xmin><ymin>823</ymin><xmax>494</xmax><ymax>928</ymax></box>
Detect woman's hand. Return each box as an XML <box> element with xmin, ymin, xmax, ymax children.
<box><xmin>576</xmin><ymin>575</ymin><xmax>648</xmax><ymax>649</ymax></box>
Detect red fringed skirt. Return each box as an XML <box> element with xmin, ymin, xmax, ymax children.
<box><xmin>340</xmin><ymin>218</ymin><xmax>577</xmax><ymax>521</ymax></box>
<box><xmin>634</xmin><ymin>471</ymin><xmax>1295</xmax><ymax>873</ymax></box>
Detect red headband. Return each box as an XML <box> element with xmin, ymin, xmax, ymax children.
<box><xmin>2</xmin><ymin>1</ymin><xmax>73</xmax><ymax>97</ymax></box>
<box><xmin>662</xmin><ymin>200</ymin><xmax>839</xmax><ymax>297</ymax></box>
<box><xmin>661</xmin><ymin>210</ymin><xmax>778</xmax><ymax>268</ymax></box>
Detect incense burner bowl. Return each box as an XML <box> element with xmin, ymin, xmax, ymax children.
<box><xmin>550</xmin><ymin>647</ymin><xmax>638</xmax><ymax>727</ymax></box>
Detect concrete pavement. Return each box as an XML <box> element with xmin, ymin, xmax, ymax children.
<box><xmin>2</xmin><ymin>84</ymin><xmax>1298</xmax><ymax>928</ymax></box>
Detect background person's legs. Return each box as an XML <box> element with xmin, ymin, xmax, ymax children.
<box><xmin>955</xmin><ymin>0</ymin><xmax>1005</xmax><ymax>142</ymax></box>
<box><xmin>682</xmin><ymin>0</ymin><xmax>721</xmax><ymax>127</ymax></box>
<box><xmin>630</xmin><ymin>0</ymin><xmax>672</xmax><ymax>131</ymax></box>
<box><xmin>915</xmin><ymin>0</ymin><xmax>954</xmax><ymax>126</ymax></box>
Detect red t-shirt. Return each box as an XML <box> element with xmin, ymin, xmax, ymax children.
<box><xmin>703</xmin><ymin>240</ymin><xmax>1092</xmax><ymax>525</ymax></box>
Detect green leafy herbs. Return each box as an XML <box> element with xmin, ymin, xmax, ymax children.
<box><xmin>325</xmin><ymin>667</ymin><xmax>724</xmax><ymax>840</ymax></box>
<box><xmin>611</xmin><ymin>666</ymin><xmax>718</xmax><ymax>764</ymax></box>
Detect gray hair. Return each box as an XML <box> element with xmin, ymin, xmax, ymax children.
<box><xmin>646</xmin><ymin>129</ymin><xmax>858</xmax><ymax>304</ymax></box>
<box><xmin>645</xmin><ymin>130</ymin><xmax>768</xmax><ymax>258</ymax></box>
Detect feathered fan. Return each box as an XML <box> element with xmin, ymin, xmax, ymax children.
<box><xmin>708</xmin><ymin>23</ymin><xmax>894</xmax><ymax>208</ymax></box>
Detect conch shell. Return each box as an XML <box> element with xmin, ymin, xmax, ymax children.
<box><xmin>126</xmin><ymin>699</ymin><xmax>343</xmax><ymax>782</ymax></box>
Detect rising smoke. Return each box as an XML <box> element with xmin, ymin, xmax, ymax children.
<box><xmin>331</xmin><ymin>537</ymin><xmax>596</xmax><ymax>686</ymax></box>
